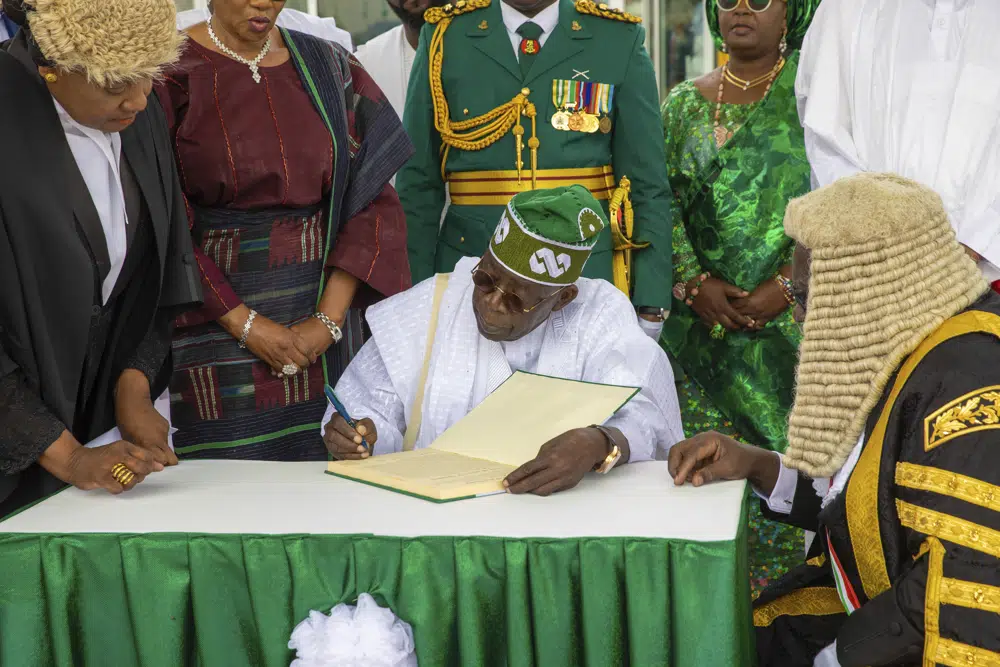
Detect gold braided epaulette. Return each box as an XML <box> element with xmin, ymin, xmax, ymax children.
<box><xmin>425</xmin><ymin>0</ymin><xmax>491</xmax><ymax>25</ymax></box>
<box><xmin>574</xmin><ymin>0</ymin><xmax>642</xmax><ymax>23</ymax></box>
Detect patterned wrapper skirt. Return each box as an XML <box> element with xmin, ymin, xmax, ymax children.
<box><xmin>170</xmin><ymin>206</ymin><xmax>366</xmax><ymax>461</ymax></box>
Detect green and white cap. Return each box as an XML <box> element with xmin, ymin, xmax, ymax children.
<box><xmin>488</xmin><ymin>185</ymin><xmax>607</xmax><ymax>286</ymax></box>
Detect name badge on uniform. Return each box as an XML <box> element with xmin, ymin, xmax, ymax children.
<box><xmin>551</xmin><ymin>80</ymin><xmax>614</xmax><ymax>134</ymax></box>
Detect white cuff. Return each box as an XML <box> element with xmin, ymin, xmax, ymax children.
<box><xmin>637</xmin><ymin>316</ymin><xmax>664</xmax><ymax>340</ymax></box>
<box><xmin>751</xmin><ymin>452</ymin><xmax>797</xmax><ymax>515</ymax></box>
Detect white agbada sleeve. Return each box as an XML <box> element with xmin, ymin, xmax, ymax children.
<box><xmin>560</xmin><ymin>281</ymin><xmax>684</xmax><ymax>462</ymax></box>
<box><xmin>321</xmin><ymin>339</ymin><xmax>406</xmax><ymax>456</ymax></box>
<box><xmin>795</xmin><ymin>0</ymin><xmax>865</xmax><ymax>190</ymax></box>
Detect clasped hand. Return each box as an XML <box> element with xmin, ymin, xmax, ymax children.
<box><xmin>689</xmin><ymin>276</ymin><xmax>789</xmax><ymax>331</ymax></box>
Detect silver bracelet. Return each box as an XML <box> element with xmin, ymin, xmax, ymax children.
<box><xmin>313</xmin><ymin>312</ymin><xmax>343</xmax><ymax>344</ymax></box>
<box><xmin>238</xmin><ymin>309</ymin><xmax>257</xmax><ymax>349</ymax></box>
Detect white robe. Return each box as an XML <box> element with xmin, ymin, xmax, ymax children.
<box><xmin>355</xmin><ymin>25</ymin><xmax>414</xmax><ymax>125</ymax></box>
<box><xmin>175</xmin><ymin>8</ymin><xmax>354</xmax><ymax>52</ymax></box>
<box><xmin>796</xmin><ymin>0</ymin><xmax>1000</xmax><ymax>281</ymax></box>
<box><xmin>323</xmin><ymin>257</ymin><xmax>684</xmax><ymax>461</ymax></box>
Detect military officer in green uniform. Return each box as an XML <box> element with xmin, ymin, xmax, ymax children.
<box><xmin>398</xmin><ymin>0</ymin><xmax>672</xmax><ymax>325</ymax></box>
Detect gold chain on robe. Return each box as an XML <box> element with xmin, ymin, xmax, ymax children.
<box><xmin>427</xmin><ymin>0</ymin><xmax>539</xmax><ymax>185</ymax></box>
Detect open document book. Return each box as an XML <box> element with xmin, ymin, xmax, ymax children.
<box><xmin>326</xmin><ymin>372</ymin><xmax>639</xmax><ymax>502</ymax></box>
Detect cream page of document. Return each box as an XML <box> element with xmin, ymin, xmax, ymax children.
<box><xmin>430</xmin><ymin>372</ymin><xmax>639</xmax><ymax>467</ymax></box>
<box><xmin>331</xmin><ymin>449</ymin><xmax>514</xmax><ymax>495</ymax></box>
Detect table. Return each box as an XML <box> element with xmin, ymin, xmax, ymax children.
<box><xmin>0</xmin><ymin>461</ymin><xmax>751</xmax><ymax>667</ymax></box>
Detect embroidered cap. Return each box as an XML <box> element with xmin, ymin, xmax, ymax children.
<box><xmin>489</xmin><ymin>185</ymin><xmax>607</xmax><ymax>286</ymax></box>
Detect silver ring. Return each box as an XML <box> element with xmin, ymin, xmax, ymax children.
<box><xmin>282</xmin><ymin>364</ymin><xmax>300</xmax><ymax>377</ymax></box>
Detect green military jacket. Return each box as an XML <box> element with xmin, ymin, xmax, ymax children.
<box><xmin>398</xmin><ymin>0</ymin><xmax>672</xmax><ymax>309</ymax></box>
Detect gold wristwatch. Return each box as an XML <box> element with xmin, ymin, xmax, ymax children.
<box><xmin>590</xmin><ymin>425</ymin><xmax>622</xmax><ymax>474</ymax></box>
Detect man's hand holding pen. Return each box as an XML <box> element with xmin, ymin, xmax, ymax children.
<box><xmin>324</xmin><ymin>416</ymin><xmax>378</xmax><ymax>460</ymax></box>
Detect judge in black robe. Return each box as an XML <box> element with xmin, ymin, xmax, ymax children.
<box><xmin>0</xmin><ymin>0</ymin><xmax>201</xmax><ymax>516</ymax></box>
<box><xmin>668</xmin><ymin>174</ymin><xmax>1000</xmax><ymax>667</ymax></box>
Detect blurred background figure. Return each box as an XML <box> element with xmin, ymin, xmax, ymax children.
<box><xmin>660</xmin><ymin>0</ymin><xmax>821</xmax><ymax>596</ymax></box>
<box><xmin>0</xmin><ymin>4</ymin><xmax>17</xmax><ymax>40</ymax></box>
<box><xmin>355</xmin><ymin>0</ymin><xmax>449</xmax><ymax>122</ymax></box>
<box><xmin>797</xmin><ymin>0</ymin><xmax>1000</xmax><ymax>290</ymax></box>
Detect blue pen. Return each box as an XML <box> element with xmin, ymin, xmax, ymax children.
<box><xmin>324</xmin><ymin>385</ymin><xmax>370</xmax><ymax>451</ymax></box>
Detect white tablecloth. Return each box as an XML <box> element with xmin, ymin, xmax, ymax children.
<box><xmin>0</xmin><ymin>460</ymin><xmax>747</xmax><ymax>541</ymax></box>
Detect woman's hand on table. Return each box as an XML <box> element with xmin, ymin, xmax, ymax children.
<box><xmin>668</xmin><ymin>431</ymin><xmax>780</xmax><ymax>495</ymax></box>
<box><xmin>689</xmin><ymin>277</ymin><xmax>751</xmax><ymax>331</ymax></box>
<box><xmin>290</xmin><ymin>317</ymin><xmax>336</xmax><ymax>359</ymax></box>
<box><xmin>324</xmin><ymin>415</ymin><xmax>378</xmax><ymax>460</ymax></box>
<box><xmin>245</xmin><ymin>314</ymin><xmax>317</xmax><ymax>375</ymax></box>
<box><xmin>40</xmin><ymin>432</ymin><xmax>164</xmax><ymax>494</ymax></box>
<box><xmin>732</xmin><ymin>279</ymin><xmax>789</xmax><ymax>330</ymax></box>
<box><xmin>115</xmin><ymin>370</ymin><xmax>177</xmax><ymax>466</ymax></box>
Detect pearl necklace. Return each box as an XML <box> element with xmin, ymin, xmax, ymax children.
<box><xmin>207</xmin><ymin>18</ymin><xmax>271</xmax><ymax>84</ymax></box>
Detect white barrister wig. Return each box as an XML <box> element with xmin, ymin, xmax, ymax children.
<box><xmin>288</xmin><ymin>594</ymin><xmax>418</xmax><ymax>667</ymax></box>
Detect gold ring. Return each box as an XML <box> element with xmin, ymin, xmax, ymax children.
<box><xmin>111</xmin><ymin>463</ymin><xmax>135</xmax><ymax>486</ymax></box>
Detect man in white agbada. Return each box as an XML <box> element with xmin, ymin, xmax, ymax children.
<box><xmin>176</xmin><ymin>6</ymin><xmax>353</xmax><ymax>51</ymax></box>
<box><xmin>355</xmin><ymin>0</ymin><xmax>447</xmax><ymax>122</ymax></box>
<box><xmin>322</xmin><ymin>185</ymin><xmax>683</xmax><ymax>495</ymax></box>
<box><xmin>796</xmin><ymin>0</ymin><xmax>1000</xmax><ymax>284</ymax></box>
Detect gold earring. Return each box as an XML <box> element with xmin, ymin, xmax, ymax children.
<box><xmin>779</xmin><ymin>27</ymin><xmax>788</xmax><ymax>54</ymax></box>
<box><xmin>44</xmin><ymin>72</ymin><xmax>58</xmax><ymax>84</ymax></box>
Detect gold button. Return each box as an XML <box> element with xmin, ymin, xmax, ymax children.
<box><xmin>463</xmin><ymin>108</ymin><xmax>469</xmax><ymax>115</ymax></box>
<box><xmin>521</xmin><ymin>88</ymin><xmax>530</xmax><ymax>96</ymax></box>
<box><xmin>460</xmin><ymin>237</ymin><xmax>465</xmax><ymax>243</ymax></box>
<box><xmin>974</xmin><ymin>588</ymin><xmax>986</xmax><ymax>603</ymax></box>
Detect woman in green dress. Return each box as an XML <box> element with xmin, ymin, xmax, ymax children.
<box><xmin>661</xmin><ymin>0</ymin><xmax>820</xmax><ymax>596</ymax></box>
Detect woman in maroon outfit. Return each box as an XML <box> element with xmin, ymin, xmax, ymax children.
<box><xmin>156</xmin><ymin>0</ymin><xmax>413</xmax><ymax>460</ymax></box>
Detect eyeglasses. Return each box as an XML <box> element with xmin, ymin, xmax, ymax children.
<box><xmin>716</xmin><ymin>0</ymin><xmax>775</xmax><ymax>13</ymax></box>
<box><xmin>791</xmin><ymin>284</ymin><xmax>807</xmax><ymax>311</ymax></box>
<box><xmin>471</xmin><ymin>262</ymin><xmax>566</xmax><ymax>313</ymax></box>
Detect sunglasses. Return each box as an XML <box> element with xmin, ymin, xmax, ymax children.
<box><xmin>471</xmin><ymin>263</ymin><xmax>567</xmax><ymax>313</ymax></box>
<box><xmin>716</xmin><ymin>0</ymin><xmax>774</xmax><ymax>13</ymax></box>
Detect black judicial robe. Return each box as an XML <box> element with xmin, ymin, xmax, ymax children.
<box><xmin>0</xmin><ymin>32</ymin><xmax>202</xmax><ymax>511</ymax></box>
<box><xmin>754</xmin><ymin>291</ymin><xmax>1000</xmax><ymax>667</ymax></box>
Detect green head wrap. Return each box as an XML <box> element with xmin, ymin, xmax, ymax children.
<box><xmin>706</xmin><ymin>0</ymin><xmax>821</xmax><ymax>51</ymax></box>
<box><xmin>488</xmin><ymin>185</ymin><xmax>607</xmax><ymax>287</ymax></box>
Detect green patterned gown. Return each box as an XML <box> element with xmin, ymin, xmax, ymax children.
<box><xmin>660</xmin><ymin>54</ymin><xmax>810</xmax><ymax>597</ymax></box>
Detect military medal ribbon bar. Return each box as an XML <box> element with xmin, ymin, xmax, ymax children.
<box><xmin>551</xmin><ymin>79</ymin><xmax>615</xmax><ymax>134</ymax></box>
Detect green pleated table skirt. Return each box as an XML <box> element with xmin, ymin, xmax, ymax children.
<box><xmin>0</xmin><ymin>463</ymin><xmax>753</xmax><ymax>666</ymax></box>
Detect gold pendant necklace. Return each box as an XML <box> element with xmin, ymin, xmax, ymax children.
<box><xmin>713</xmin><ymin>61</ymin><xmax>782</xmax><ymax>149</ymax></box>
<box><xmin>723</xmin><ymin>56</ymin><xmax>786</xmax><ymax>91</ymax></box>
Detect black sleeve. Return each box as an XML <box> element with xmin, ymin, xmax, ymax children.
<box><xmin>0</xmin><ymin>355</ymin><xmax>66</xmax><ymax>475</ymax></box>
<box><xmin>837</xmin><ymin>332</ymin><xmax>1000</xmax><ymax>665</ymax></box>
<box><xmin>759</xmin><ymin>471</ymin><xmax>824</xmax><ymax>533</ymax></box>
<box><xmin>124</xmin><ymin>311</ymin><xmax>173</xmax><ymax>389</ymax></box>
